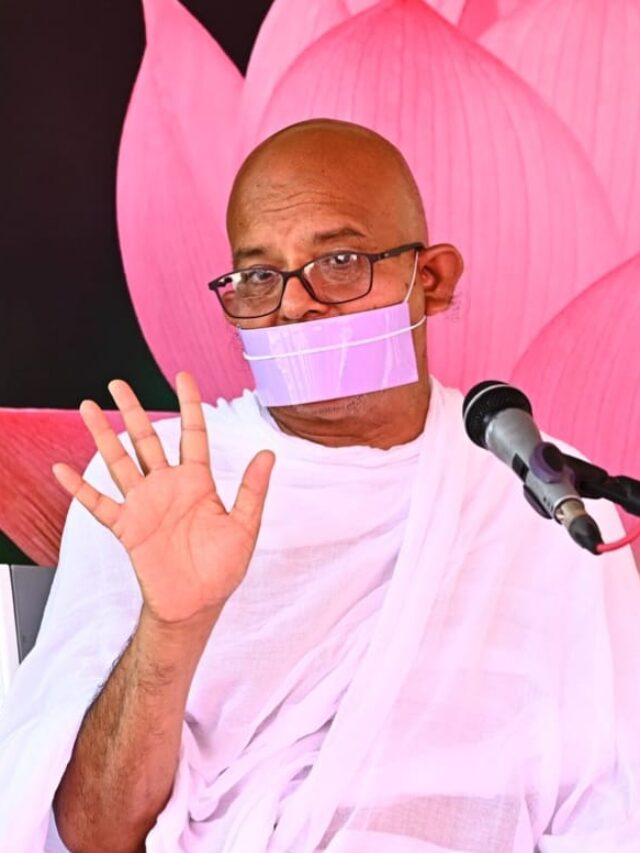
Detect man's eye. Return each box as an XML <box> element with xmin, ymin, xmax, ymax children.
<box><xmin>329</xmin><ymin>253</ymin><xmax>359</xmax><ymax>266</ymax></box>
<box><xmin>245</xmin><ymin>269</ymin><xmax>279</xmax><ymax>286</ymax></box>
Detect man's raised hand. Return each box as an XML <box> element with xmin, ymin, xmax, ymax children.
<box><xmin>52</xmin><ymin>371</ymin><xmax>275</xmax><ymax>627</ymax></box>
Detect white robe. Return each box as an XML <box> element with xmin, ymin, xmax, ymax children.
<box><xmin>0</xmin><ymin>378</ymin><xmax>639</xmax><ymax>852</ymax></box>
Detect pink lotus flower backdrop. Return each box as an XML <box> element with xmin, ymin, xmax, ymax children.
<box><xmin>1</xmin><ymin>0</ymin><xmax>639</xmax><ymax>566</ymax></box>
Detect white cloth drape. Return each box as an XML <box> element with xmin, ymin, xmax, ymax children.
<box><xmin>0</xmin><ymin>378</ymin><xmax>638</xmax><ymax>852</ymax></box>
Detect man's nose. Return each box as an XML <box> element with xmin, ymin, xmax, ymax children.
<box><xmin>278</xmin><ymin>274</ymin><xmax>333</xmax><ymax>323</ymax></box>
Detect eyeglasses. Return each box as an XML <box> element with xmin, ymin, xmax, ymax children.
<box><xmin>208</xmin><ymin>242</ymin><xmax>425</xmax><ymax>319</ymax></box>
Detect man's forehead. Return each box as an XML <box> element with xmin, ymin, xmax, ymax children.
<box><xmin>231</xmin><ymin>225</ymin><xmax>371</xmax><ymax>266</ymax></box>
<box><xmin>231</xmin><ymin>165</ymin><xmax>388</xmax><ymax>216</ymax></box>
<box><xmin>227</xmin><ymin>121</ymin><xmax>428</xmax><ymax>255</ymax></box>
<box><xmin>229</xmin><ymin>175</ymin><xmax>387</xmax><ymax>264</ymax></box>
<box><xmin>229</xmin><ymin>167</ymin><xmax>400</xmax><ymax>245</ymax></box>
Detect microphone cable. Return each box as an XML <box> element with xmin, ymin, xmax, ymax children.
<box><xmin>596</xmin><ymin>524</ymin><xmax>640</xmax><ymax>554</ymax></box>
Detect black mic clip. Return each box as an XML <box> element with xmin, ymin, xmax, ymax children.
<box><xmin>522</xmin><ymin>448</ymin><xmax>640</xmax><ymax>554</ymax></box>
<box><xmin>561</xmin><ymin>455</ymin><xmax>640</xmax><ymax>518</ymax></box>
<box><xmin>517</xmin><ymin>442</ymin><xmax>605</xmax><ymax>555</ymax></box>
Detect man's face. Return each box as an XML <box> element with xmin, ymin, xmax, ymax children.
<box><xmin>222</xmin><ymin>127</ymin><xmax>461</xmax><ymax>429</ymax></box>
<box><xmin>224</xmin><ymin>138</ymin><xmax>430</xmax><ymax>414</ymax></box>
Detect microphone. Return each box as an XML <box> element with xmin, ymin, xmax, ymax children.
<box><xmin>462</xmin><ymin>380</ymin><xmax>603</xmax><ymax>554</ymax></box>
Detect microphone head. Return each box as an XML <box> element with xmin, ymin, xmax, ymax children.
<box><xmin>463</xmin><ymin>380</ymin><xmax>533</xmax><ymax>448</ymax></box>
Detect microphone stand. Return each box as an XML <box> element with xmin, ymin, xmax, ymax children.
<box><xmin>562</xmin><ymin>454</ymin><xmax>640</xmax><ymax>518</ymax></box>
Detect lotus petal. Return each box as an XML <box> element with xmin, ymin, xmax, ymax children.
<box><xmin>456</xmin><ymin>0</ymin><xmax>500</xmax><ymax>38</ymax></box>
<box><xmin>0</xmin><ymin>409</ymin><xmax>172</xmax><ymax>567</ymax></box>
<box><xmin>117</xmin><ymin>0</ymin><xmax>253</xmax><ymax>406</ymax></box>
<box><xmin>457</xmin><ymin>0</ymin><xmax>537</xmax><ymax>39</ymax></box>
<box><xmin>480</xmin><ymin>0</ymin><xmax>640</xmax><ymax>257</ymax></box>
<box><xmin>251</xmin><ymin>0</ymin><xmax>623</xmax><ymax>390</ymax></box>
<box><xmin>242</xmin><ymin>0</ymin><xmax>367</xmax><ymax>151</ymax></box>
<box><xmin>346</xmin><ymin>0</ymin><xmax>468</xmax><ymax>25</ymax></box>
<box><xmin>511</xmin><ymin>253</ymin><xmax>640</xmax><ymax>562</ymax></box>
<box><xmin>428</xmin><ymin>0</ymin><xmax>468</xmax><ymax>22</ymax></box>
<box><xmin>242</xmin><ymin>0</ymin><xmax>470</xmax><ymax>152</ymax></box>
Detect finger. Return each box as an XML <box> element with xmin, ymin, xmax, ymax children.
<box><xmin>79</xmin><ymin>399</ymin><xmax>144</xmax><ymax>496</ymax></box>
<box><xmin>52</xmin><ymin>462</ymin><xmax>121</xmax><ymax>531</ymax></box>
<box><xmin>176</xmin><ymin>371</ymin><xmax>211</xmax><ymax>468</ymax></box>
<box><xmin>231</xmin><ymin>450</ymin><xmax>276</xmax><ymax>534</ymax></box>
<box><xmin>107</xmin><ymin>379</ymin><xmax>169</xmax><ymax>475</ymax></box>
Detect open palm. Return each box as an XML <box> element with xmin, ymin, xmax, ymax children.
<box><xmin>52</xmin><ymin>371</ymin><xmax>275</xmax><ymax>625</ymax></box>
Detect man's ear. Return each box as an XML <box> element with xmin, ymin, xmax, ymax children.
<box><xmin>419</xmin><ymin>243</ymin><xmax>464</xmax><ymax>316</ymax></box>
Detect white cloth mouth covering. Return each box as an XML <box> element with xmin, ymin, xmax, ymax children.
<box><xmin>0</xmin><ymin>379</ymin><xmax>639</xmax><ymax>852</ymax></box>
<box><xmin>237</xmin><ymin>250</ymin><xmax>423</xmax><ymax>407</ymax></box>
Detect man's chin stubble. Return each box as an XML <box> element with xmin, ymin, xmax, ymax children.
<box><xmin>273</xmin><ymin>393</ymin><xmax>366</xmax><ymax>419</ymax></box>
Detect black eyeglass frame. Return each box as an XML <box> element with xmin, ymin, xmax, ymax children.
<box><xmin>207</xmin><ymin>241</ymin><xmax>426</xmax><ymax>319</ymax></box>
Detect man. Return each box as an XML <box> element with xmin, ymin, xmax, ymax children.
<box><xmin>1</xmin><ymin>119</ymin><xmax>639</xmax><ymax>852</ymax></box>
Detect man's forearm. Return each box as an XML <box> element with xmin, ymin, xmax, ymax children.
<box><xmin>53</xmin><ymin>604</ymin><xmax>222</xmax><ymax>853</ymax></box>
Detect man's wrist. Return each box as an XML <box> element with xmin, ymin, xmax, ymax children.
<box><xmin>135</xmin><ymin>603</ymin><xmax>222</xmax><ymax>678</ymax></box>
<box><xmin>139</xmin><ymin>600</ymin><xmax>224</xmax><ymax>631</ymax></box>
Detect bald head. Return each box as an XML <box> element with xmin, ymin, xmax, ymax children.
<box><xmin>226</xmin><ymin>119</ymin><xmax>428</xmax><ymax>252</ymax></box>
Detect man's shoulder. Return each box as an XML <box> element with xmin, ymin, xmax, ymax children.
<box><xmin>133</xmin><ymin>388</ymin><xmax>263</xmax><ymax>444</ymax></box>
<box><xmin>147</xmin><ymin>388</ymin><xmax>261</xmax><ymax>437</ymax></box>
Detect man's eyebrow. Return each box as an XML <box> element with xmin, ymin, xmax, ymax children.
<box><xmin>232</xmin><ymin>227</ymin><xmax>368</xmax><ymax>267</ymax></box>
<box><xmin>311</xmin><ymin>227</ymin><xmax>368</xmax><ymax>244</ymax></box>
<box><xmin>233</xmin><ymin>245</ymin><xmax>271</xmax><ymax>266</ymax></box>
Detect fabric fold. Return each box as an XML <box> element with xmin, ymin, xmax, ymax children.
<box><xmin>1</xmin><ymin>379</ymin><xmax>639</xmax><ymax>852</ymax></box>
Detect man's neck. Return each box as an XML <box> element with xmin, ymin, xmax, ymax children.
<box><xmin>266</xmin><ymin>381</ymin><xmax>431</xmax><ymax>450</ymax></box>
